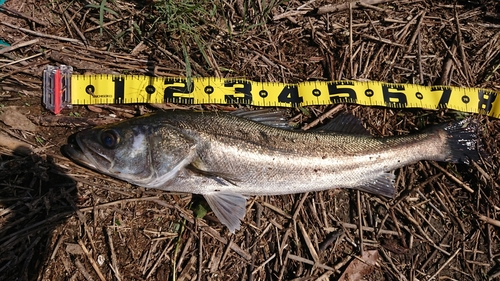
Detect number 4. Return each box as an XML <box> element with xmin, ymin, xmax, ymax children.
<box><xmin>278</xmin><ymin>86</ymin><xmax>303</xmax><ymax>104</ymax></box>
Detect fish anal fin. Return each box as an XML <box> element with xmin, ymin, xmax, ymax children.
<box><xmin>318</xmin><ymin>113</ymin><xmax>370</xmax><ymax>135</ymax></box>
<box><xmin>354</xmin><ymin>172</ymin><xmax>396</xmax><ymax>198</ymax></box>
<box><xmin>203</xmin><ymin>192</ymin><xmax>247</xmax><ymax>233</ymax></box>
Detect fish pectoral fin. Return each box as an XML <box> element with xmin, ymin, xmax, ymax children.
<box><xmin>187</xmin><ymin>163</ymin><xmax>240</xmax><ymax>186</ymax></box>
<box><xmin>203</xmin><ymin>192</ymin><xmax>247</xmax><ymax>233</ymax></box>
<box><xmin>354</xmin><ymin>172</ymin><xmax>396</xmax><ymax>198</ymax></box>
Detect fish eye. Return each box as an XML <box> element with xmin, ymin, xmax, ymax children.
<box><xmin>100</xmin><ymin>130</ymin><xmax>120</xmax><ymax>149</ymax></box>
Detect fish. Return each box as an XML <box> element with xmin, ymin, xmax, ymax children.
<box><xmin>63</xmin><ymin>110</ymin><xmax>481</xmax><ymax>233</ymax></box>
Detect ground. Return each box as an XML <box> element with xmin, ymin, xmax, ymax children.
<box><xmin>1</xmin><ymin>0</ymin><xmax>500</xmax><ymax>280</ymax></box>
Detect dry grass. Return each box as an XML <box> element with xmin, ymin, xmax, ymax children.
<box><xmin>0</xmin><ymin>0</ymin><xmax>500</xmax><ymax>280</ymax></box>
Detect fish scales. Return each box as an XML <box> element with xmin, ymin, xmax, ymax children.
<box><xmin>160</xmin><ymin>112</ymin><xmax>440</xmax><ymax>194</ymax></box>
<box><xmin>63</xmin><ymin>110</ymin><xmax>481</xmax><ymax>232</ymax></box>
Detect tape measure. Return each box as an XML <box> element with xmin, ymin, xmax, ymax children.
<box><xmin>43</xmin><ymin>65</ymin><xmax>500</xmax><ymax>118</ymax></box>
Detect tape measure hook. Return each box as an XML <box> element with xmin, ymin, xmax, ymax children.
<box><xmin>43</xmin><ymin>65</ymin><xmax>73</xmax><ymax>114</ymax></box>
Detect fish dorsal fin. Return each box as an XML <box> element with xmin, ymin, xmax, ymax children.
<box><xmin>203</xmin><ymin>192</ymin><xmax>247</xmax><ymax>233</ymax></box>
<box><xmin>353</xmin><ymin>172</ymin><xmax>396</xmax><ymax>198</ymax></box>
<box><xmin>316</xmin><ymin>113</ymin><xmax>370</xmax><ymax>135</ymax></box>
<box><xmin>231</xmin><ymin>109</ymin><xmax>292</xmax><ymax>129</ymax></box>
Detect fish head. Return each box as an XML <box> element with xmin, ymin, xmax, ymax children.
<box><xmin>63</xmin><ymin>117</ymin><xmax>197</xmax><ymax>188</ymax></box>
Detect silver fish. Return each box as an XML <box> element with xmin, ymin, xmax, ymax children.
<box><xmin>63</xmin><ymin>110</ymin><xmax>480</xmax><ymax>232</ymax></box>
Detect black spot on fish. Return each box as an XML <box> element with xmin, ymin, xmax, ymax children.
<box><xmin>259</xmin><ymin>131</ymin><xmax>270</xmax><ymax>142</ymax></box>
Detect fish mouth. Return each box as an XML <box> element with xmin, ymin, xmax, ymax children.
<box><xmin>62</xmin><ymin>133</ymin><xmax>97</xmax><ymax>170</ymax></box>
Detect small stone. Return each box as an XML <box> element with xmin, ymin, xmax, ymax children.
<box><xmin>97</xmin><ymin>255</ymin><xmax>105</xmax><ymax>266</ymax></box>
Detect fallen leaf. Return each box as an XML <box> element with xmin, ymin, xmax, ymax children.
<box><xmin>65</xmin><ymin>243</ymin><xmax>84</xmax><ymax>255</ymax></box>
<box><xmin>0</xmin><ymin>107</ymin><xmax>38</xmax><ymax>132</ymax></box>
<box><xmin>86</xmin><ymin>105</ymin><xmax>103</xmax><ymax>113</ymax></box>
<box><xmin>381</xmin><ymin>238</ymin><xmax>409</xmax><ymax>255</ymax></box>
<box><xmin>338</xmin><ymin>250</ymin><xmax>379</xmax><ymax>281</ymax></box>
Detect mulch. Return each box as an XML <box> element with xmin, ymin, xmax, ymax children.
<box><xmin>0</xmin><ymin>0</ymin><xmax>499</xmax><ymax>280</ymax></box>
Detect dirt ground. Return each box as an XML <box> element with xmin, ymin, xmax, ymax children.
<box><xmin>1</xmin><ymin>0</ymin><xmax>500</xmax><ymax>280</ymax></box>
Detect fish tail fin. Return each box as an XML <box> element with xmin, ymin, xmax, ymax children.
<box><xmin>441</xmin><ymin>118</ymin><xmax>481</xmax><ymax>165</ymax></box>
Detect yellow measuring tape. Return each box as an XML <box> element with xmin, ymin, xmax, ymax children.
<box><xmin>43</xmin><ymin>65</ymin><xmax>500</xmax><ymax>118</ymax></box>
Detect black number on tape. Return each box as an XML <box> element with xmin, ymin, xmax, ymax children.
<box><xmin>278</xmin><ymin>85</ymin><xmax>302</xmax><ymax>105</ymax></box>
<box><xmin>164</xmin><ymin>78</ymin><xmax>194</xmax><ymax>103</ymax></box>
<box><xmin>383</xmin><ymin>84</ymin><xmax>407</xmax><ymax>107</ymax></box>
<box><xmin>478</xmin><ymin>90</ymin><xmax>497</xmax><ymax>114</ymax></box>
<box><xmin>433</xmin><ymin>87</ymin><xmax>452</xmax><ymax>109</ymax></box>
<box><xmin>224</xmin><ymin>80</ymin><xmax>252</xmax><ymax>104</ymax></box>
<box><xmin>328</xmin><ymin>82</ymin><xmax>356</xmax><ymax>103</ymax></box>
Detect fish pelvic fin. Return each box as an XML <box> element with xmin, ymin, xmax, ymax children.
<box><xmin>203</xmin><ymin>192</ymin><xmax>247</xmax><ymax>233</ymax></box>
<box><xmin>355</xmin><ymin>172</ymin><xmax>396</xmax><ymax>198</ymax></box>
<box><xmin>441</xmin><ymin>118</ymin><xmax>480</xmax><ymax>165</ymax></box>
